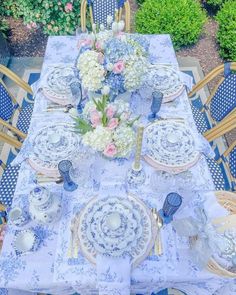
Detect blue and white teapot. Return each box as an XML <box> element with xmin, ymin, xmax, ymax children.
<box><xmin>29</xmin><ymin>186</ymin><xmax>62</xmax><ymax>224</ymax></box>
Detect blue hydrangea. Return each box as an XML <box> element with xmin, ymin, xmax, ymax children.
<box><xmin>105</xmin><ymin>38</ymin><xmax>134</xmax><ymax>63</ymax></box>
<box><xmin>106</xmin><ymin>72</ymin><xmax>125</xmax><ymax>95</ymax></box>
<box><xmin>130</xmin><ymin>35</ymin><xmax>150</xmax><ymax>52</ymax></box>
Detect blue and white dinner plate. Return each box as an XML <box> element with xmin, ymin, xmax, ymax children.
<box><xmin>145</xmin><ymin>65</ymin><xmax>184</xmax><ymax>103</ymax></box>
<box><xmin>143</xmin><ymin>120</ymin><xmax>200</xmax><ymax>174</ymax></box>
<box><xmin>76</xmin><ymin>193</ymin><xmax>156</xmax><ymax>267</ymax></box>
<box><xmin>28</xmin><ymin>123</ymin><xmax>80</xmax><ymax>177</ymax></box>
<box><xmin>43</xmin><ymin>65</ymin><xmax>75</xmax><ymax>105</ymax></box>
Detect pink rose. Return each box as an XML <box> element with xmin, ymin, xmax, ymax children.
<box><xmin>65</xmin><ymin>2</ymin><xmax>73</xmax><ymax>12</ymax></box>
<box><xmin>103</xmin><ymin>143</ymin><xmax>117</xmax><ymax>158</ymax></box>
<box><xmin>31</xmin><ymin>22</ymin><xmax>37</xmax><ymax>28</ymax></box>
<box><xmin>77</xmin><ymin>38</ymin><xmax>93</xmax><ymax>49</ymax></box>
<box><xmin>106</xmin><ymin>106</ymin><xmax>115</xmax><ymax>118</ymax></box>
<box><xmin>113</xmin><ymin>60</ymin><xmax>125</xmax><ymax>74</ymax></box>
<box><xmin>90</xmin><ymin>110</ymin><xmax>101</xmax><ymax>127</ymax></box>
<box><xmin>107</xmin><ymin>118</ymin><xmax>119</xmax><ymax>130</ymax></box>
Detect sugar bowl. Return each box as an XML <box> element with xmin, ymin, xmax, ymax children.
<box><xmin>29</xmin><ymin>186</ymin><xmax>62</xmax><ymax>224</ymax></box>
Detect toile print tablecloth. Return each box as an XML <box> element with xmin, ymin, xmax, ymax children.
<box><xmin>0</xmin><ymin>34</ymin><xmax>235</xmax><ymax>295</ymax></box>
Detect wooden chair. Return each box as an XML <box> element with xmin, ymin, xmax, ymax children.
<box><xmin>188</xmin><ymin>62</ymin><xmax>236</xmax><ymax>137</ymax></box>
<box><xmin>0</xmin><ymin>65</ymin><xmax>33</xmax><ymax>207</ymax></box>
<box><xmin>0</xmin><ymin>64</ymin><xmax>33</xmax><ymax>149</ymax></box>
<box><xmin>203</xmin><ymin>114</ymin><xmax>236</xmax><ymax>191</ymax></box>
<box><xmin>81</xmin><ymin>0</ymin><xmax>131</xmax><ymax>32</ymax></box>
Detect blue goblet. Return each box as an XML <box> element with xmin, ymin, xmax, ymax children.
<box><xmin>58</xmin><ymin>160</ymin><xmax>78</xmax><ymax>192</ymax></box>
<box><xmin>148</xmin><ymin>91</ymin><xmax>163</xmax><ymax>122</ymax></box>
<box><xmin>159</xmin><ymin>192</ymin><xmax>182</xmax><ymax>224</ymax></box>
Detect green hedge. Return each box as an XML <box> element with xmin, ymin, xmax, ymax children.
<box><xmin>216</xmin><ymin>0</ymin><xmax>236</xmax><ymax>60</ymax></box>
<box><xmin>0</xmin><ymin>0</ymin><xmax>81</xmax><ymax>35</ymax></box>
<box><xmin>135</xmin><ymin>0</ymin><xmax>207</xmax><ymax>50</ymax></box>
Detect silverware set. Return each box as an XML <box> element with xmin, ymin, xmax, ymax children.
<box><xmin>36</xmin><ymin>173</ymin><xmax>63</xmax><ymax>184</ymax></box>
<box><xmin>68</xmin><ymin>216</ymin><xmax>80</xmax><ymax>258</ymax></box>
<box><xmin>151</xmin><ymin>208</ymin><xmax>163</xmax><ymax>256</ymax></box>
<box><xmin>46</xmin><ymin>104</ymin><xmax>74</xmax><ymax>113</ymax></box>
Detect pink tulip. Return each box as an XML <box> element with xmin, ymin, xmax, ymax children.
<box><xmin>90</xmin><ymin>111</ymin><xmax>101</xmax><ymax>127</ymax></box>
<box><xmin>103</xmin><ymin>143</ymin><xmax>117</xmax><ymax>157</ymax></box>
<box><xmin>113</xmin><ymin>60</ymin><xmax>125</xmax><ymax>74</ymax></box>
<box><xmin>107</xmin><ymin>118</ymin><xmax>119</xmax><ymax>130</ymax></box>
<box><xmin>65</xmin><ymin>2</ymin><xmax>73</xmax><ymax>12</ymax></box>
<box><xmin>106</xmin><ymin>106</ymin><xmax>115</xmax><ymax>118</ymax></box>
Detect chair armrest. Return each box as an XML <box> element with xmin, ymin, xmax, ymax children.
<box><xmin>0</xmin><ymin>131</ymin><xmax>22</xmax><ymax>149</ymax></box>
<box><xmin>0</xmin><ymin>118</ymin><xmax>27</xmax><ymax>139</ymax></box>
<box><xmin>0</xmin><ymin>65</ymin><xmax>33</xmax><ymax>95</ymax></box>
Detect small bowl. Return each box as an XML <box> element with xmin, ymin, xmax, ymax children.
<box><xmin>13</xmin><ymin>230</ymin><xmax>39</xmax><ymax>255</ymax></box>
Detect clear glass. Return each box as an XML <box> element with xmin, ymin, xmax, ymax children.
<box><xmin>69</xmin><ymin>147</ymin><xmax>95</xmax><ymax>189</ymax></box>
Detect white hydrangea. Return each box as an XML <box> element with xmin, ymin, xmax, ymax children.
<box><xmin>82</xmin><ymin>126</ymin><xmax>112</xmax><ymax>151</ymax></box>
<box><xmin>112</xmin><ymin>125</ymin><xmax>135</xmax><ymax>157</ymax></box>
<box><xmin>124</xmin><ymin>55</ymin><xmax>148</xmax><ymax>91</ymax></box>
<box><xmin>82</xmin><ymin>100</ymin><xmax>96</xmax><ymax>119</ymax></box>
<box><xmin>112</xmin><ymin>100</ymin><xmax>130</xmax><ymax>116</ymax></box>
<box><xmin>77</xmin><ymin>51</ymin><xmax>105</xmax><ymax>91</ymax></box>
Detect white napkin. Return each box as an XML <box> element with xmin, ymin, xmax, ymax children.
<box><xmin>179</xmin><ymin>72</ymin><xmax>194</xmax><ymax>92</ymax></box>
<box><xmin>96</xmin><ymin>254</ymin><xmax>131</xmax><ymax>295</ymax></box>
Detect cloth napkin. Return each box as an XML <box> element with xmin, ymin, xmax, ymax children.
<box><xmin>96</xmin><ymin>254</ymin><xmax>131</xmax><ymax>295</ymax></box>
<box><xmin>179</xmin><ymin>71</ymin><xmax>194</xmax><ymax>92</ymax></box>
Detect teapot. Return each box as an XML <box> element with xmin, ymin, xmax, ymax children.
<box><xmin>29</xmin><ymin>186</ymin><xmax>62</xmax><ymax>224</ymax></box>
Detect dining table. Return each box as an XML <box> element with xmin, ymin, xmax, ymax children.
<box><xmin>0</xmin><ymin>34</ymin><xmax>235</xmax><ymax>295</ymax></box>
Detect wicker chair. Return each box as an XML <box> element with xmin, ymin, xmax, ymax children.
<box><xmin>0</xmin><ymin>65</ymin><xmax>33</xmax><ymax>207</ymax></box>
<box><xmin>188</xmin><ymin>62</ymin><xmax>236</xmax><ymax>137</ymax></box>
<box><xmin>81</xmin><ymin>0</ymin><xmax>131</xmax><ymax>32</ymax></box>
<box><xmin>202</xmin><ymin>114</ymin><xmax>236</xmax><ymax>191</ymax></box>
<box><xmin>0</xmin><ymin>64</ymin><xmax>34</xmax><ymax>148</ymax></box>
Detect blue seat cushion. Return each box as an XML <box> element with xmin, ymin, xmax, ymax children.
<box><xmin>0</xmin><ymin>164</ymin><xmax>20</xmax><ymax>207</ymax></box>
<box><xmin>0</xmin><ymin>83</ymin><xmax>14</xmax><ymax>121</ymax></box>
<box><xmin>16</xmin><ymin>104</ymin><xmax>33</xmax><ymax>134</ymax></box>
<box><xmin>210</xmin><ymin>74</ymin><xmax>236</xmax><ymax>122</ymax></box>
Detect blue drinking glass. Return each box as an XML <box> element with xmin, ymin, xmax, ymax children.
<box><xmin>148</xmin><ymin>91</ymin><xmax>163</xmax><ymax>122</ymax></box>
<box><xmin>58</xmin><ymin>160</ymin><xmax>78</xmax><ymax>192</ymax></box>
<box><xmin>163</xmin><ymin>192</ymin><xmax>182</xmax><ymax>217</ymax></box>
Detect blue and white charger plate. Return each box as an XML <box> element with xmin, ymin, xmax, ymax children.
<box><xmin>76</xmin><ymin>194</ymin><xmax>156</xmax><ymax>267</ymax></box>
<box><xmin>145</xmin><ymin>65</ymin><xmax>184</xmax><ymax>103</ymax></box>
<box><xmin>42</xmin><ymin>65</ymin><xmax>75</xmax><ymax>105</ymax></box>
<box><xmin>28</xmin><ymin>123</ymin><xmax>80</xmax><ymax>177</ymax></box>
<box><xmin>144</xmin><ymin>120</ymin><xmax>200</xmax><ymax>174</ymax></box>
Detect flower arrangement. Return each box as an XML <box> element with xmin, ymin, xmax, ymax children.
<box><xmin>74</xmin><ymin>95</ymin><xmax>139</xmax><ymax>158</ymax></box>
<box><xmin>76</xmin><ymin>17</ymin><xmax>149</xmax><ymax>99</ymax></box>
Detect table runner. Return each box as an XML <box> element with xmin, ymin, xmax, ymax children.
<box><xmin>0</xmin><ymin>34</ymin><xmax>235</xmax><ymax>295</ymax></box>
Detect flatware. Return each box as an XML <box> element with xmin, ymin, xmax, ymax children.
<box><xmin>36</xmin><ymin>175</ymin><xmax>63</xmax><ymax>184</ymax></box>
<box><xmin>151</xmin><ymin>208</ymin><xmax>163</xmax><ymax>255</ymax></box>
<box><xmin>46</xmin><ymin>104</ymin><xmax>74</xmax><ymax>113</ymax></box>
<box><xmin>67</xmin><ymin>218</ymin><xmax>76</xmax><ymax>258</ymax></box>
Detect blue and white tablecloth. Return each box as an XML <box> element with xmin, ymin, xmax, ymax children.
<box><xmin>0</xmin><ymin>35</ymin><xmax>235</xmax><ymax>295</ymax></box>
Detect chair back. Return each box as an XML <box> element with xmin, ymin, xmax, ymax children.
<box><xmin>0</xmin><ymin>82</ymin><xmax>14</xmax><ymax>121</ymax></box>
<box><xmin>210</xmin><ymin>64</ymin><xmax>236</xmax><ymax>122</ymax></box>
<box><xmin>90</xmin><ymin>0</ymin><xmax>119</xmax><ymax>28</ymax></box>
<box><xmin>81</xmin><ymin>0</ymin><xmax>130</xmax><ymax>32</ymax></box>
<box><xmin>229</xmin><ymin>145</ymin><xmax>236</xmax><ymax>179</ymax></box>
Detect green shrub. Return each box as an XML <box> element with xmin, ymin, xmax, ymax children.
<box><xmin>135</xmin><ymin>0</ymin><xmax>207</xmax><ymax>50</ymax></box>
<box><xmin>137</xmin><ymin>0</ymin><xmax>146</xmax><ymax>6</ymax></box>
<box><xmin>216</xmin><ymin>0</ymin><xmax>236</xmax><ymax>60</ymax></box>
<box><xmin>0</xmin><ymin>0</ymin><xmax>81</xmax><ymax>35</ymax></box>
<box><xmin>0</xmin><ymin>18</ymin><xmax>9</xmax><ymax>38</ymax></box>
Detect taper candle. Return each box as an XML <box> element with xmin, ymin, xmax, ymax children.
<box><xmin>134</xmin><ymin>126</ymin><xmax>144</xmax><ymax>170</ymax></box>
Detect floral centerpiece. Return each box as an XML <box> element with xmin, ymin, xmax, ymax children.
<box><xmin>76</xmin><ymin>17</ymin><xmax>149</xmax><ymax>101</ymax></box>
<box><xmin>73</xmin><ymin>95</ymin><xmax>139</xmax><ymax>159</ymax></box>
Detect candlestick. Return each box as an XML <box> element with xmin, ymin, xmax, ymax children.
<box><xmin>134</xmin><ymin>126</ymin><xmax>144</xmax><ymax>171</ymax></box>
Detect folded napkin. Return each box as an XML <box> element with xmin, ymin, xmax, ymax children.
<box><xmin>179</xmin><ymin>72</ymin><xmax>193</xmax><ymax>92</ymax></box>
<box><xmin>97</xmin><ymin>254</ymin><xmax>131</xmax><ymax>295</ymax></box>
